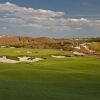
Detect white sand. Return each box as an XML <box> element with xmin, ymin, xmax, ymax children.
<box><xmin>51</xmin><ymin>55</ymin><xmax>66</xmax><ymax>58</ymax></box>
<box><xmin>0</xmin><ymin>56</ymin><xmax>43</xmax><ymax>63</ymax></box>
<box><xmin>18</xmin><ymin>56</ymin><xmax>43</xmax><ymax>62</ymax></box>
<box><xmin>0</xmin><ymin>56</ymin><xmax>19</xmax><ymax>63</ymax></box>
<box><xmin>74</xmin><ymin>46</ymin><xmax>81</xmax><ymax>50</ymax></box>
<box><xmin>31</xmin><ymin>58</ymin><xmax>43</xmax><ymax>62</ymax></box>
<box><xmin>18</xmin><ymin>56</ymin><xmax>30</xmax><ymax>62</ymax></box>
<box><xmin>73</xmin><ymin>52</ymin><xmax>85</xmax><ymax>56</ymax></box>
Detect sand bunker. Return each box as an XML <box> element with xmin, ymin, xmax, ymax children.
<box><xmin>0</xmin><ymin>56</ymin><xmax>19</xmax><ymax>63</ymax></box>
<box><xmin>18</xmin><ymin>56</ymin><xmax>43</xmax><ymax>62</ymax></box>
<box><xmin>0</xmin><ymin>56</ymin><xmax>43</xmax><ymax>63</ymax></box>
<box><xmin>51</xmin><ymin>55</ymin><xmax>66</xmax><ymax>58</ymax></box>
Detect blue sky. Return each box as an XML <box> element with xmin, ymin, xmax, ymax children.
<box><xmin>0</xmin><ymin>0</ymin><xmax>100</xmax><ymax>18</ymax></box>
<box><xmin>0</xmin><ymin>0</ymin><xmax>100</xmax><ymax>38</ymax></box>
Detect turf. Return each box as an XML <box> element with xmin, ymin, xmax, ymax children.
<box><xmin>0</xmin><ymin>48</ymin><xmax>100</xmax><ymax>100</ymax></box>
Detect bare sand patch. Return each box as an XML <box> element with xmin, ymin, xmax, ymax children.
<box><xmin>51</xmin><ymin>55</ymin><xmax>66</xmax><ymax>58</ymax></box>
<box><xmin>0</xmin><ymin>56</ymin><xmax>43</xmax><ymax>63</ymax></box>
<box><xmin>0</xmin><ymin>56</ymin><xmax>19</xmax><ymax>63</ymax></box>
<box><xmin>18</xmin><ymin>56</ymin><xmax>43</xmax><ymax>62</ymax></box>
<box><xmin>73</xmin><ymin>52</ymin><xmax>85</xmax><ymax>56</ymax></box>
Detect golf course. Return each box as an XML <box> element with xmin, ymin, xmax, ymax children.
<box><xmin>0</xmin><ymin>0</ymin><xmax>100</xmax><ymax>100</ymax></box>
<box><xmin>0</xmin><ymin>48</ymin><xmax>100</xmax><ymax>100</ymax></box>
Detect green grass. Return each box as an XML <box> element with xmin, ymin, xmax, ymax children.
<box><xmin>0</xmin><ymin>48</ymin><xmax>100</xmax><ymax>100</ymax></box>
<box><xmin>0</xmin><ymin>48</ymin><xmax>71</xmax><ymax>56</ymax></box>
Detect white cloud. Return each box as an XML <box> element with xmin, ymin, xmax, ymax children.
<box><xmin>0</xmin><ymin>2</ymin><xmax>100</xmax><ymax>37</ymax></box>
<box><xmin>1</xmin><ymin>26</ymin><xmax>7</xmax><ymax>30</ymax></box>
<box><xmin>0</xmin><ymin>2</ymin><xmax>65</xmax><ymax>17</ymax></box>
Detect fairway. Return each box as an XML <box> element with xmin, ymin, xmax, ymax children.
<box><xmin>0</xmin><ymin>48</ymin><xmax>100</xmax><ymax>100</ymax></box>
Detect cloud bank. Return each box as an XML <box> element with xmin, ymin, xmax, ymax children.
<box><xmin>0</xmin><ymin>2</ymin><xmax>100</xmax><ymax>38</ymax></box>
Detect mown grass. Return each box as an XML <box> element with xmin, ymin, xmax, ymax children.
<box><xmin>0</xmin><ymin>48</ymin><xmax>100</xmax><ymax>100</ymax></box>
<box><xmin>0</xmin><ymin>48</ymin><xmax>71</xmax><ymax>56</ymax></box>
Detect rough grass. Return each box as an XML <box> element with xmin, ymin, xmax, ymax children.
<box><xmin>89</xmin><ymin>42</ymin><xmax>100</xmax><ymax>52</ymax></box>
<box><xmin>0</xmin><ymin>48</ymin><xmax>100</xmax><ymax>100</ymax></box>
